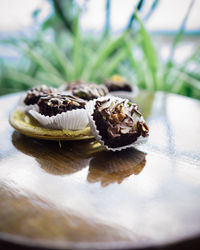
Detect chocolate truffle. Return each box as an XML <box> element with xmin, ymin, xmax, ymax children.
<box><xmin>24</xmin><ymin>86</ymin><xmax>59</xmax><ymax>105</ymax></box>
<box><xmin>65</xmin><ymin>81</ymin><xmax>108</xmax><ymax>101</ymax></box>
<box><xmin>38</xmin><ymin>94</ymin><xmax>86</xmax><ymax>117</ymax></box>
<box><xmin>104</xmin><ymin>75</ymin><xmax>132</xmax><ymax>92</ymax></box>
<box><xmin>65</xmin><ymin>80</ymin><xmax>85</xmax><ymax>90</ymax></box>
<box><xmin>92</xmin><ymin>98</ymin><xmax>149</xmax><ymax>148</ymax></box>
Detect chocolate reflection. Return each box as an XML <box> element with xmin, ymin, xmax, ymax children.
<box><xmin>12</xmin><ymin>132</ymin><xmax>146</xmax><ymax>186</ymax></box>
<box><xmin>88</xmin><ymin>148</ymin><xmax>146</xmax><ymax>187</ymax></box>
<box><xmin>12</xmin><ymin>132</ymin><xmax>103</xmax><ymax>175</ymax></box>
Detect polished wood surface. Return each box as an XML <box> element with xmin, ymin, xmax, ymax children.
<box><xmin>0</xmin><ymin>91</ymin><xmax>200</xmax><ymax>249</ymax></box>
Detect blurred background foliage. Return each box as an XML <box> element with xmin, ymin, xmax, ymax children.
<box><xmin>0</xmin><ymin>0</ymin><xmax>200</xmax><ymax>99</ymax></box>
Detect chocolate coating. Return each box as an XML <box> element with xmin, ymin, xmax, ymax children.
<box><xmin>66</xmin><ymin>81</ymin><xmax>108</xmax><ymax>101</ymax></box>
<box><xmin>104</xmin><ymin>76</ymin><xmax>132</xmax><ymax>92</ymax></box>
<box><xmin>93</xmin><ymin>98</ymin><xmax>149</xmax><ymax>148</ymax></box>
<box><xmin>38</xmin><ymin>94</ymin><xmax>86</xmax><ymax>117</ymax></box>
<box><xmin>24</xmin><ymin>86</ymin><xmax>59</xmax><ymax>105</ymax></box>
<box><xmin>65</xmin><ymin>80</ymin><xmax>85</xmax><ymax>90</ymax></box>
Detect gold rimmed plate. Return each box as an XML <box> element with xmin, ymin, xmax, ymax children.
<box><xmin>9</xmin><ymin>109</ymin><xmax>94</xmax><ymax>141</ymax></box>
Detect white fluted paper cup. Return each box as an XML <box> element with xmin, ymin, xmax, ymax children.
<box><xmin>29</xmin><ymin>108</ymin><xmax>89</xmax><ymax>130</ymax></box>
<box><xmin>86</xmin><ymin>96</ymin><xmax>148</xmax><ymax>151</ymax></box>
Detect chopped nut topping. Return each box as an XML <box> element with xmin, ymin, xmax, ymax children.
<box><xmin>24</xmin><ymin>86</ymin><xmax>60</xmax><ymax>105</ymax></box>
<box><xmin>66</xmin><ymin>81</ymin><xmax>108</xmax><ymax>101</ymax></box>
<box><xmin>95</xmin><ymin>98</ymin><xmax>149</xmax><ymax>138</ymax></box>
<box><xmin>118</xmin><ymin>113</ymin><xmax>126</xmax><ymax>122</ymax></box>
<box><xmin>38</xmin><ymin>94</ymin><xmax>86</xmax><ymax>116</ymax></box>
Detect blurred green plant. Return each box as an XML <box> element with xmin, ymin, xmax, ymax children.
<box><xmin>0</xmin><ymin>0</ymin><xmax>199</xmax><ymax>99</ymax></box>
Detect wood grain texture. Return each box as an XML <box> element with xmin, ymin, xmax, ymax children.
<box><xmin>0</xmin><ymin>91</ymin><xmax>200</xmax><ymax>249</ymax></box>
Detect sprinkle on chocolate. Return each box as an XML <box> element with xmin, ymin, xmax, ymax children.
<box><xmin>65</xmin><ymin>80</ymin><xmax>85</xmax><ymax>90</ymax></box>
<box><xmin>65</xmin><ymin>81</ymin><xmax>108</xmax><ymax>101</ymax></box>
<box><xmin>38</xmin><ymin>94</ymin><xmax>86</xmax><ymax>116</ymax></box>
<box><xmin>92</xmin><ymin>98</ymin><xmax>149</xmax><ymax>148</ymax></box>
<box><xmin>24</xmin><ymin>86</ymin><xmax>59</xmax><ymax>105</ymax></box>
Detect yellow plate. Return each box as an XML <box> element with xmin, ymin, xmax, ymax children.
<box><xmin>9</xmin><ymin>109</ymin><xmax>94</xmax><ymax>141</ymax></box>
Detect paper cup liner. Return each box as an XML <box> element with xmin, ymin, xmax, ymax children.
<box><xmin>86</xmin><ymin>96</ymin><xmax>148</xmax><ymax>152</ymax></box>
<box><xmin>17</xmin><ymin>93</ymin><xmax>39</xmax><ymax>113</ymax></box>
<box><xmin>109</xmin><ymin>85</ymin><xmax>139</xmax><ymax>100</ymax></box>
<box><xmin>29</xmin><ymin>108</ymin><xmax>89</xmax><ymax>131</ymax></box>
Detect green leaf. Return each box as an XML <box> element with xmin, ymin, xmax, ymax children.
<box><xmin>37</xmin><ymin>71</ymin><xmax>66</xmax><ymax>87</ymax></box>
<box><xmin>180</xmin><ymin>46</ymin><xmax>200</xmax><ymax>70</ymax></box>
<box><xmin>124</xmin><ymin>38</ymin><xmax>146</xmax><ymax>88</ymax></box>
<box><xmin>23</xmin><ymin>48</ymin><xmax>63</xmax><ymax>78</ymax></box>
<box><xmin>72</xmin><ymin>13</ymin><xmax>81</xmax><ymax>79</ymax></box>
<box><xmin>163</xmin><ymin>0</ymin><xmax>195</xmax><ymax>89</ymax></box>
<box><xmin>171</xmin><ymin>68</ymin><xmax>200</xmax><ymax>92</ymax></box>
<box><xmin>135</xmin><ymin>13</ymin><xmax>158</xmax><ymax>90</ymax></box>
<box><xmin>81</xmin><ymin>32</ymin><xmax>128</xmax><ymax>81</ymax></box>
<box><xmin>4</xmin><ymin>69</ymin><xmax>44</xmax><ymax>87</ymax></box>
<box><xmin>94</xmin><ymin>48</ymin><xmax>127</xmax><ymax>79</ymax></box>
<box><xmin>32</xmin><ymin>9</ymin><xmax>40</xmax><ymax>18</ymax></box>
<box><xmin>41</xmin><ymin>41</ymin><xmax>73</xmax><ymax>80</ymax></box>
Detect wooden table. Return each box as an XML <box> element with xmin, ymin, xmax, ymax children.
<box><xmin>0</xmin><ymin>91</ymin><xmax>200</xmax><ymax>250</ymax></box>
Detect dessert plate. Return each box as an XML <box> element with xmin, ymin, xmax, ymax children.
<box><xmin>9</xmin><ymin>109</ymin><xmax>94</xmax><ymax>141</ymax></box>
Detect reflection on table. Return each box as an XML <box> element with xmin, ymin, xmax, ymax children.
<box><xmin>88</xmin><ymin>148</ymin><xmax>146</xmax><ymax>187</ymax></box>
<box><xmin>12</xmin><ymin>132</ymin><xmax>102</xmax><ymax>175</ymax></box>
<box><xmin>12</xmin><ymin>131</ymin><xmax>146</xmax><ymax>186</ymax></box>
